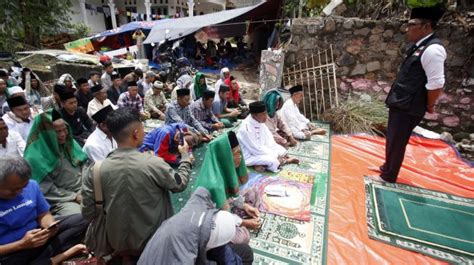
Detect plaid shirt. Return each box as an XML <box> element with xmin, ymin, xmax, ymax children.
<box><xmin>189</xmin><ymin>98</ymin><xmax>219</xmax><ymax>131</ymax></box>
<box><xmin>117</xmin><ymin>92</ymin><xmax>143</xmax><ymax>112</ymax></box>
<box><xmin>165</xmin><ymin>101</ymin><xmax>208</xmax><ymax>134</ymax></box>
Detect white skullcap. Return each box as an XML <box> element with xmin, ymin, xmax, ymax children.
<box><xmin>206</xmin><ymin>211</ymin><xmax>237</xmax><ymax>250</ymax></box>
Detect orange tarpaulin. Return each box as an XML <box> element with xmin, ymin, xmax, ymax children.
<box><xmin>328</xmin><ymin>135</ymin><xmax>473</xmax><ymax>264</ymax></box>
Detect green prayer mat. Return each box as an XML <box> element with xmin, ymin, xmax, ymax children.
<box><xmin>170</xmin><ymin>125</ymin><xmax>238</xmax><ymax>211</ymax></box>
<box><xmin>364</xmin><ymin>176</ymin><xmax>474</xmax><ymax>264</ymax></box>
<box><xmin>170</xmin><ymin>122</ymin><xmax>332</xmax><ymax>264</ymax></box>
<box><xmin>143</xmin><ymin>119</ymin><xmax>164</xmax><ymax>133</ymax></box>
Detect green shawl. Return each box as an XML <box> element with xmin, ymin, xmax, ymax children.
<box><xmin>24</xmin><ymin>109</ymin><xmax>88</xmax><ymax>183</ymax></box>
<box><xmin>193</xmin><ymin>72</ymin><xmax>207</xmax><ymax>99</ymax></box>
<box><xmin>195</xmin><ymin>132</ymin><xmax>247</xmax><ymax>208</ymax></box>
<box><xmin>262</xmin><ymin>89</ymin><xmax>283</xmax><ymax>118</ymax></box>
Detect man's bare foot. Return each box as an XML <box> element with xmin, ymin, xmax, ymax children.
<box><xmin>289</xmin><ymin>138</ymin><xmax>298</xmax><ymax>147</ymax></box>
<box><xmin>286</xmin><ymin>158</ymin><xmax>300</xmax><ymax>164</ymax></box>
<box><xmin>368</xmin><ymin>166</ymin><xmax>382</xmax><ymax>173</ymax></box>
<box><xmin>311</xmin><ymin>128</ymin><xmax>326</xmax><ymax>135</ymax></box>
<box><xmin>254</xmin><ymin>165</ymin><xmax>266</xmax><ymax>172</ymax></box>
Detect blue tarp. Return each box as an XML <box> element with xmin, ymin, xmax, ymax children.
<box><xmin>91</xmin><ymin>20</ymin><xmax>170</xmax><ymax>40</ymax></box>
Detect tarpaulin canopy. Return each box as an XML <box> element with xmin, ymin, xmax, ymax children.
<box><xmin>144</xmin><ymin>1</ymin><xmax>266</xmax><ymax>44</ymax></box>
<box><xmin>64</xmin><ymin>20</ymin><xmax>170</xmax><ymax>53</ymax></box>
<box><xmin>91</xmin><ymin>20</ymin><xmax>170</xmax><ymax>40</ymax></box>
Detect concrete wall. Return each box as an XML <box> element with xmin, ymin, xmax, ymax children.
<box><xmin>68</xmin><ymin>0</ymin><xmax>225</xmax><ymax>34</ymax></box>
<box><xmin>287</xmin><ymin>16</ymin><xmax>474</xmax><ymax>135</ymax></box>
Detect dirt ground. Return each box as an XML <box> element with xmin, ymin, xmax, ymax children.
<box><xmin>205</xmin><ymin>63</ymin><xmax>261</xmax><ymax>102</ymax></box>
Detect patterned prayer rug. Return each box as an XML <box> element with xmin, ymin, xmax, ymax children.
<box><xmin>287</xmin><ymin>141</ymin><xmax>330</xmax><ymax>160</ymax></box>
<box><xmin>250</xmin><ymin>122</ymin><xmax>331</xmax><ymax>264</ymax></box>
<box><xmin>250</xmin><ymin>168</ymin><xmax>329</xmax><ymax>264</ymax></box>
<box><xmin>284</xmin><ymin>157</ymin><xmax>330</xmax><ymax>175</ymax></box>
<box><xmin>240</xmin><ymin>174</ymin><xmax>312</xmax><ymax>221</ymax></box>
<box><xmin>309</xmin><ymin>122</ymin><xmax>331</xmax><ymax>143</ymax></box>
<box><xmin>364</xmin><ymin>176</ymin><xmax>474</xmax><ymax>264</ymax></box>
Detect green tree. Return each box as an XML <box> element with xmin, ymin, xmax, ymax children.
<box><xmin>283</xmin><ymin>0</ymin><xmax>328</xmax><ymax>18</ymax></box>
<box><xmin>0</xmin><ymin>0</ymin><xmax>72</xmax><ymax>51</ymax></box>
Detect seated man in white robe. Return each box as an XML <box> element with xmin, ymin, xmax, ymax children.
<box><xmin>279</xmin><ymin>84</ymin><xmax>326</xmax><ymax>140</ymax></box>
<box><xmin>83</xmin><ymin>105</ymin><xmax>117</xmax><ymax>162</ymax></box>
<box><xmin>2</xmin><ymin>95</ymin><xmax>33</xmax><ymax>141</ymax></box>
<box><xmin>237</xmin><ymin>101</ymin><xmax>298</xmax><ymax>172</ymax></box>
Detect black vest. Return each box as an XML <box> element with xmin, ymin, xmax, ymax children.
<box><xmin>387</xmin><ymin>34</ymin><xmax>443</xmax><ymax>117</ymax></box>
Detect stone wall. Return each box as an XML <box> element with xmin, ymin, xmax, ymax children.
<box><xmin>286</xmin><ymin>16</ymin><xmax>473</xmax><ymax>135</ymax></box>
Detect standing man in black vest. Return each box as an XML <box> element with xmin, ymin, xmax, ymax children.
<box><xmin>369</xmin><ymin>5</ymin><xmax>446</xmax><ymax>183</ymax></box>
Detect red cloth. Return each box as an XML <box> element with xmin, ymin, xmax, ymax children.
<box><xmin>156</xmin><ymin>134</ymin><xmax>179</xmax><ymax>165</ymax></box>
<box><xmin>225</xmin><ymin>77</ymin><xmax>240</xmax><ymax>103</ymax></box>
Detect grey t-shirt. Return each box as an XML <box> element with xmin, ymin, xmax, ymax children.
<box><xmin>212</xmin><ymin>97</ymin><xmax>227</xmax><ymax>116</ymax></box>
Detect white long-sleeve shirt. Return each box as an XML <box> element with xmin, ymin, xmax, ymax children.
<box><xmin>279</xmin><ymin>98</ymin><xmax>309</xmax><ymax>139</ymax></box>
<box><xmin>82</xmin><ymin>128</ymin><xmax>117</xmax><ymax>162</ymax></box>
<box><xmin>2</xmin><ymin>112</ymin><xmax>33</xmax><ymax>141</ymax></box>
<box><xmin>87</xmin><ymin>98</ymin><xmax>117</xmax><ymax>118</ymax></box>
<box><xmin>237</xmin><ymin>115</ymin><xmax>286</xmax><ymax>172</ymax></box>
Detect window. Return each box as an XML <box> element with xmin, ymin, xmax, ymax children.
<box><xmin>126</xmin><ymin>6</ymin><xmax>137</xmax><ymax>22</ymax></box>
<box><xmin>152</xmin><ymin>6</ymin><xmax>169</xmax><ymax>17</ymax></box>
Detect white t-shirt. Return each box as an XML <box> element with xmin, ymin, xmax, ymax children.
<box><xmin>0</xmin><ymin>130</ymin><xmax>26</xmax><ymax>157</ymax></box>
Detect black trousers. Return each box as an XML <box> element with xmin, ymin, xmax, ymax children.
<box><xmin>207</xmin><ymin>243</ymin><xmax>254</xmax><ymax>265</ymax></box>
<box><xmin>0</xmin><ymin>214</ymin><xmax>88</xmax><ymax>265</ymax></box>
<box><xmin>380</xmin><ymin>109</ymin><xmax>423</xmax><ymax>183</ymax></box>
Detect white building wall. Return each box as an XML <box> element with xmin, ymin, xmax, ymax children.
<box><xmin>68</xmin><ymin>0</ymin><xmax>229</xmax><ymax>34</ymax></box>
<box><xmin>69</xmin><ymin>0</ymin><xmax>107</xmax><ymax>34</ymax></box>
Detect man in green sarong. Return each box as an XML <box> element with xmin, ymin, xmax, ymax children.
<box><xmin>24</xmin><ymin>109</ymin><xmax>88</xmax><ymax>216</ymax></box>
